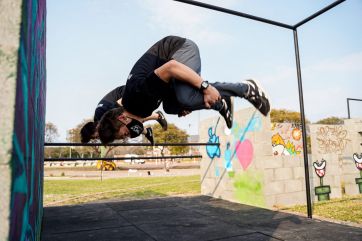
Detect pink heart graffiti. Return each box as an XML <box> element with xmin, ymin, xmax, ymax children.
<box><xmin>235</xmin><ymin>139</ymin><xmax>254</xmax><ymax>170</ymax></box>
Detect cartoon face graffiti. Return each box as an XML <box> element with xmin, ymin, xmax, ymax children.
<box><xmin>353</xmin><ymin>153</ymin><xmax>362</xmax><ymax>170</ymax></box>
<box><xmin>313</xmin><ymin>159</ymin><xmax>327</xmax><ymax>178</ymax></box>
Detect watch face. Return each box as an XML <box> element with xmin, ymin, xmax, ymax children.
<box><xmin>201</xmin><ymin>81</ymin><xmax>209</xmax><ymax>89</ymax></box>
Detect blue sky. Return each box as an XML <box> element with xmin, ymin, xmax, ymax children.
<box><xmin>46</xmin><ymin>0</ymin><xmax>362</xmax><ymax>141</ymax></box>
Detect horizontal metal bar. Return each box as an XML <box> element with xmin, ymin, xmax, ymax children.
<box><xmin>173</xmin><ymin>0</ymin><xmax>293</xmax><ymax>29</ymax></box>
<box><xmin>347</xmin><ymin>98</ymin><xmax>362</xmax><ymax>101</ymax></box>
<box><xmin>293</xmin><ymin>0</ymin><xmax>345</xmax><ymax>29</ymax></box>
<box><xmin>44</xmin><ymin>142</ymin><xmax>218</xmax><ymax>147</ymax></box>
<box><xmin>44</xmin><ymin>155</ymin><xmax>203</xmax><ymax>162</ymax></box>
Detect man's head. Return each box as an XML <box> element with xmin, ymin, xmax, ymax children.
<box><xmin>98</xmin><ymin>107</ymin><xmax>130</xmax><ymax>144</ymax></box>
<box><xmin>80</xmin><ymin>121</ymin><xmax>98</xmax><ymax>143</ymax></box>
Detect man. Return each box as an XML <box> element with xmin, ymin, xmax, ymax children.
<box><xmin>99</xmin><ymin>36</ymin><xmax>270</xmax><ymax>144</ymax></box>
<box><xmin>80</xmin><ymin>85</ymin><xmax>167</xmax><ymax>144</ymax></box>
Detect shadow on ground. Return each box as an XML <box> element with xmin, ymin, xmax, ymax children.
<box><xmin>42</xmin><ymin>195</ymin><xmax>362</xmax><ymax>241</ymax></box>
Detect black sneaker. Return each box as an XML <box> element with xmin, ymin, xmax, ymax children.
<box><xmin>219</xmin><ymin>97</ymin><xmax>234</xmax><ymax>129</ymax></box>
<box><xmin>145</xmin><ymin>127</ymin><xmax>154</xmax><ymax>145</ymax></box>
<box><xmin>156</xmin><ymin>111</ymin><xmax>168</xmax><ymax>131</ymax></box>
<box><xmin>243</xmin><ymin>79</ymin><xmax>270</xmax><ymax>116</ymax></box>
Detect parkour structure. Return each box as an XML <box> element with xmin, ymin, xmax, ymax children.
<box><xmin>0</xmin><ymin>0</ymin><xmax>351</xmax><ymax>240</ymax></box>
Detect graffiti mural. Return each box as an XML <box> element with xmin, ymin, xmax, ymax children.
<box><xmin>316</xmin><ymin>126</ymin><xmax>351</xmax><ymax>154</ymax></box>
<box><xmin>9</xmin><ymin>0</ymin><xmax>46</xmax><ymax>240</ymax></box>
<box><xmin>206</xmin><ymin>118</ymin><xmax>221</xmax><ymax>176</ymax></box>
<box><xmin>353</xmin><ymin>153</ymin><xmax>362</xmax><ymax>193</ymax></box>
<box><xmin>206</xmin><ymin>112</ymin><xmax>262</xmax><ymax>174</ymax></box>
<box><xmin>313</xmin><ymin>159</ymin><xmax>331</xmax><ymax>201</ymax></box>
<box><xmin>271</xmin><ymin>123</ymin><xmax>302</xmax><ymax>156</ymax></box>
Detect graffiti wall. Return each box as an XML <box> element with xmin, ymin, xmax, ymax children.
<box><xmin>1</xmin><ymin>0</ymin><xmax>47</xmax><ymax>240</ymax></box>
<box><xmin>271</xmin><ymin>123</ymin><xmax>303</xmax><ymax>156</ymax></box>
<box><xmin>200</xmin><ymin>108</ymin><xmax>308</xmax><ymax>208</ymax></box>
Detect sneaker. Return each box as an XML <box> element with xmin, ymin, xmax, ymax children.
<box><xmin>219</xmin><ymin>97</ymin><xmax>234</xmax><ymax>129</ymax></box>
<box><xmin>156</xmin><ymin>111</ymin><xmax>168</xmax><ymax>131</ymax></box>
<box><xmin>145</xmin><ymin>127</ymin><xmax>154</xmax><ymax>145</ymax></box>
<box><xmin>243</xmin><ymin>79</ymin><xmax>270</xmax><ymax>116</ymax></box>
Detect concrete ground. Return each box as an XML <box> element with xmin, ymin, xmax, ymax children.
<box><xmin>42</xmin><ymin>195</ymin><xmax>362</xmax><ymax>241</ymax></box>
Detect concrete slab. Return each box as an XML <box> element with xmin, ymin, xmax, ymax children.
<box><xmin>42</xmin><ymin>195</ymin><xmax>362</xmax><ymax>241</ymax></box>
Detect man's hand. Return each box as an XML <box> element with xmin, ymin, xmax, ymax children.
<box><xmin>203</xmin><ymin>85</ymin><xmax>221</xmax><ymax>108</ymax></box>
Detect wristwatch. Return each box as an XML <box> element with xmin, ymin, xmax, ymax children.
<box><xmin>200</xmin><ymin>80</ymin><xmax>209</xmax><ymax>91</ymax></box>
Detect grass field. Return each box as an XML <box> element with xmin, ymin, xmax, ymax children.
<box><xmin>282</xmin><ymin>194</ymin><xmax>362</xmax><ymax>224</ymax></box>
<box><xmin>44</xmin><ymin>175</ymin><xmax>200</xmax><ymax>206</ymax></box>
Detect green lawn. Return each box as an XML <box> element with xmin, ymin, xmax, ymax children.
<box><xmin>282</xmin><ymin>194</ymin><xmax>362</xmax><ymax>224</ymax></box>
<box><xmin>44</xmin><ymin>175</ymin><xmax>200</xmax><ymax>206</ymax></box>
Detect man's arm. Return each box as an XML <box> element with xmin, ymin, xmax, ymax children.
<box><xmin>154</xmin><ymin>60</ymin><xmax>220</xmax><ymax>108</ymax></box>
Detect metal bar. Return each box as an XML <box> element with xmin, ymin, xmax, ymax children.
<box><xmin>44</xmin><ymin>142</ymin><xmax>218</xmax><ymax>147</ymax></box>
<box><xmin>293</xmin><ymin>29</ymin><xmax>313</xmax><ymax>218</ymax></box>
<box><xmin>346</xmin><ymin>98</ymin><xmax>362</xmax><ymax>119</ymax></box>
<box><xmin>44</xmin><ymin>155</ymin><xmax>202</xmax><ymax>162</ymax></box>
<box><xmin>293</xmin><ymin>0</ymin><xmax>345</xmax><ymax>29</ymax></box>
<box><xmin>347</xmin><ymin>98</ymin><xmax>362</xmax><ymax>101</ymax></box>
<box><xmin>173</xmin><ymin>0</ymin><xmax>293</xmax><ymax>29</ymax></box>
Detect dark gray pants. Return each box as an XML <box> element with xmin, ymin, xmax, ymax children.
<box><xmin>162</xmin><ymin>39</ymin><xmax>248</xmax><ymax>114</ymax></box>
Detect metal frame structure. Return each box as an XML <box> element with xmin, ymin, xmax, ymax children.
<box><xmin>44</xmin><ymin>155</ymin><xmax>202</xmax><ymax>162</ymax></box>
<box><xmin>347</xmin><ymin>98</ymin><xmax>362</xmax><ymax>119</ymax></box>
<box><xmin>44</xmin><ymin>142</ymin><xmax>214</xmax><ymax>161</ymax></box>
<box><xmin>174</xmin><ymin>0</ymin><xmax>346</xmax><ymax>218</ymax></box>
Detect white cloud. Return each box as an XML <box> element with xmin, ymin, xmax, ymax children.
<box><xmin>138</xmin><ymin>0</ymin><xmax>237</xmax><ymax>45</ymax></box>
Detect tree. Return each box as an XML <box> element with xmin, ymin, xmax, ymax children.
<box><xmin>315</xmin><ymin>116</ymin><xmax>344</xmax><ymax>125</ymax></box>
<box><xmin>145</xmin><ymin>123</ymin><xmax>189</xmax><ymax>155</ymax></box>
<box><xmin>67</xmin><ymin>118</ymin><xmax>101</xmax><ymax>157</ymax></box>
<box><xmin>270</xmin><ymin>109</ymin><xmax>310</xmax><ymax>123</ymax></box>
<box><xmin>66</xmin><ymin>118</ymin><xmax>93</xmax><ymax>143</ymax></box>
<box><xmin>45</xmin><ymin>122</ymin><xmax>59</xmax><ymax>143</ymax></box>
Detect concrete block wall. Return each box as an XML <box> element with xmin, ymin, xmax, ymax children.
<box><xmin>0</xmin><ymin>0</ymin><xmax>46</xmax><ymax>240</ymax></box>
<box><xmin>310</xmin><ymin>120</ymin><xmax>362</xmax><ymax>198</ymax></box>
<box><xmin>199</xmin><ymin>108</ymin><xmax>308</xmax><ymax>208</ymax></box>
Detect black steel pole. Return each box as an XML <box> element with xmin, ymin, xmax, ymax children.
<box><xmin>293</xmin><ymin>29</ymin><xmax>313</xmax><ymax>218</ymax></box>
<box><xmin>347</xmin><ymin>98</ymin><xmax>351</xmax><ymax>119</ymax></box>
<box><xmin>44</xmin><ymin>142</ymin><xmax>218</xmax><ymax>147</ymax></box>
<box><xmin>294</xmin><ymin>0</ymin><xmax>346</xmax><ymax>29</ymax></box>
<box><xmin>44</xmin><ymin>155</ymin><xmax>203</xmax><ymax>162</ymax></box>
<box><xmin>346</xmin><ymin>98</ymin><xmax>362</xmax><ymax>119</ymax></box>
<box><xmin>173</xmin><ymin>0</ymin><xmax>293</xmax><ymax>30</ymax></box>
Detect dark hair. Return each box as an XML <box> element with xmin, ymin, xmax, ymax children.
<box><xmin>98</xmin><ymin>107</ymin><xmax>125</xmax><ymax>144</ymax></box>
<box><xmin>80</xmin><ymin>122</ymin><xmax>98</xmax><ymax>143</ymax></box>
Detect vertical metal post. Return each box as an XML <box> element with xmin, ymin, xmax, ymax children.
<box><xmin>293</xmin><ymin>29</ymin><xmax>313</xmax><ymax>218</ymax></box>
<box><xmin>347</xmin><ymin>98</ymin><xmax>351</xmax><ymax>119</ymax></box>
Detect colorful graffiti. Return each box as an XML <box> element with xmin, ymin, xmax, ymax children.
<box><xmin>316</xmin><ymin>126</ymin><xmax>351</xmax><ymax>154</ymax></box>
<box><xmin>206</xmin><ymin>112</ymin><xmax>262</xmax><ymax>174</ymax></box>
<box><xmin>313</xmin><ymin>159</ymin><xmax>331</xmax><ymax>201</ymax></box>
<box><xmin>271</xmin><ymin>123</ymin><xmax>302</xmax><ymax>156</ymax></box>
<box><xmin>9</xmin><ymin>0</ymin><xmax>46</xmax><ymax>240</ymax></box>
<box><xmin>206</xmin><ymin>118</ymin><xmax>221</xmax><ymax>176</ymax></box>
<box><xmin>233</xmin><ymin>171</ymin><xmax>265</xmax><ymax>207</ymax></box>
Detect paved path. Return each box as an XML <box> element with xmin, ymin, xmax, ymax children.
<box><xmin>42</xmin><ymin>195</ymin><xmax>362</xmax><ymax>241</ymax></box>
